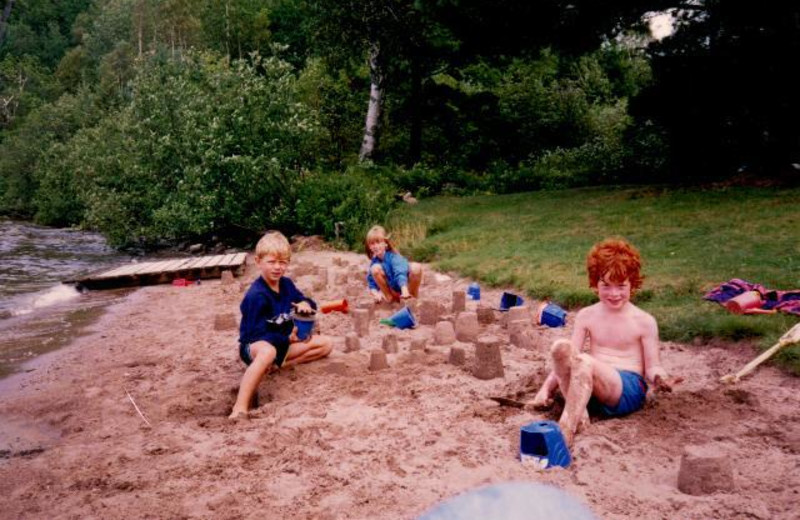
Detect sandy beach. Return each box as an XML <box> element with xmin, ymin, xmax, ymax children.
<box><xmin>1</xmin><ymin>243</ymin><xmax>798</xmax><ymax>519</ymax></box>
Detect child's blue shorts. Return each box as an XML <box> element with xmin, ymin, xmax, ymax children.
<box><xmin>589</xmin><ymin>370</ymin><xmax>648</xmax><ymax>417</ymax></box>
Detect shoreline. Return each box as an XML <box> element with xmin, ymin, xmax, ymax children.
<box><xmin>0</xmin><ymin>285</ymin><xmax>137</xmax><ymax>392</ymax></box>
<box><xmin>1</xmin><ymin>248</ymin><xmax>798</xmax><ymax>519</ymax></box>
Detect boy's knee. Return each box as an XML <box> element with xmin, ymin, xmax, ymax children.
<box><xmin>252</xmin><ymin>344</ymin><xmax>278</xmax><ymax>365</ymax></box>
<box><xmin>316</xmin><ymin>336</ymin><xmax>334</xmax><ymax>357</ymax></box>
<box><xmin>370</xmin><ymin>264</ymin><xmax>385</xmax><ymax>277</ymax></box>
<box><xmin>550</xmin><ymin>339</ymin><xmax>572</xmax><ymax>362</ymax></box>
<box><xmin>410</xmin><ymin>262</ymin><xmax>422</xmax><ymax>275</ymax></box>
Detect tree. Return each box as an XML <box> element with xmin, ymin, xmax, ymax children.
<box><xmin>635</xmin><ymin>1</ymin><xmax>800</xmax><ymax>178</ymax></box>
<box><xmin>0</xmin><ymin>0</ymin><xmax>16</xmax><ymax>47</ymax></box>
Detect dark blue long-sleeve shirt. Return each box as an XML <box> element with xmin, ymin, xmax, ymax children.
<box><xmin>239</xmin><ymin>276</ymin><xmax>317</xmax><ymax>351</ymax></box>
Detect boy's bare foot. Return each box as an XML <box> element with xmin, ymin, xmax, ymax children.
<box><xmin>528</xmin><ymin>391</ymin><xmax>554</xmax><ymax>410</ymax></box>
<box><xmin>228</xmin><ymin>408</ymin><xmax>250</xmax><ymax>421</ymax></box>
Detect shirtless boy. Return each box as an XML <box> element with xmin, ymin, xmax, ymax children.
<box><xmin>531</xmin><ymin>238</ymin><xmax>680</xmax><ymax>446</ymax></box>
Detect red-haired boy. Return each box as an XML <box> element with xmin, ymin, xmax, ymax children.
<box><xmin>531</xmin><ymin>238</ymin><xmax>680</xmax><ymax>446</ymax></box>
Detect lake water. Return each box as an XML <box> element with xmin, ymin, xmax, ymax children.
<box><xmin>0</xmin><ymin>219</ymin><xmax>132</xmax><ymax>378</ymax></box>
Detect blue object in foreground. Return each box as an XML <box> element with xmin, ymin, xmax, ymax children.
<box><xmin>520</xmin><ymin>420</ymin><xmax>571</xmax><ymax>469</ymax></box>
<box><xmin>380</xmin><ymin>305</ymin><xmax>417</xmax><ymax>329</ymax></box>
<box><xmin>467</xmin><ymin>282</ymin><xmax>481</xmax><ymax>301</ymax></box>
<box><xmin>538</xmin><ymin>302</ymin><xmax>568</xmax><ymax>327</ymax></box>
<box><xmin>291</xmin><ymin>313</ymin><xmax>315</xmax><ymax>340</ymax></box>
<box><xmin>499</xmin><ymin>292</ymin><xmax>524</xmax><ymax>311</ymax></box>
<box><xmin>417</xmin><ymin>482</ymin><xmax>595</xmax><ymax>520</ymax></box>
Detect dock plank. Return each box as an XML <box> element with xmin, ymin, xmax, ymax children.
<box><xmin>69</xmin><ymin>252</ymin><xmax>248</xmax><ymax>290</ymax></box>
<box><xmin>229</xmin><ymin>252</ymin><xmax>247</xmax><ymax>266</ymax></box>
<box><xmin>133</xmin><ymin>260</ymin><xmax>173</xmax><ymax>275</ymax></box>
<box><xmin>198</xmin><ymin>254</ymin><xmax>224</xmax><ymax>268</ymax></box>
<box><xmin>98</xmin><ymin>263</ymin><xmax>142</xmax><ymax>278</ymax></box>
<box><xmin>204</xmin><ymin>255</ymin><xmax>228</xmax><ymax>269</ymax></box>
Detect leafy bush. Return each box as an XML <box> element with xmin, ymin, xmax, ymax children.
<box><xmin>0</xmin><ymin>88</ymin><xmax>101</xmax><ymax>217</ymax></box>
<box><xmin>294</xmin><ymin>167</ymin><xmax>396</xmax><ymax>248</ymax></box>
<box><xmin>33</xmin><ymin>49</ymin><xmax>324</xmax><ymax>247</ymax></box>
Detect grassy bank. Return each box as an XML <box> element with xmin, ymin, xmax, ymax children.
<box><xmin>389</xmin><ymin>185</ymin><xmax>800</xmax><ymax>372</ymax></box>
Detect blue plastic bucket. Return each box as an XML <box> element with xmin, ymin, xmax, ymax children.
<box><xmin>292</xmin><ymin>313</ymin><xmax>315</xmax><ymax>340</ymax></box>
<box><xmin>538</xmin><ymin>303</ymin><xmax>567</xmax><ymax>327</ymax></box>
<box><xmin>467</xmin><ymin>282</ymin><xmax>481</xmax><ymax>301</ymax></box>
<box><xmin>387</xmin><ymin>305</ymin><xmax>417</xmax><ymax>329</ymax></box>
<box><xmin>520</xmin><ymin>420</ymin><xmax>571</xmax><ymax>469</ymax></box>
<box><xmin>499</xmin><ymin>292</ymin><xmax>524</xmax><ymax>311</ymax></box>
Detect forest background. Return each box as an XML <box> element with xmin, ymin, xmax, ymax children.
<box><xmin>1</xmin><ymin>1</ymin><xmax>797</xmax><ymax>249</ymax></box>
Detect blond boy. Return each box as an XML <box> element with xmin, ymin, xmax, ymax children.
<box><xmin>229</xmin><ymin>231</ymin><xmax>332</xmax><ymax>419</ymax></box>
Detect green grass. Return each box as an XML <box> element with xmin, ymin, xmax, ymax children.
<box><xmin>389</xmin><ymin>185</ymin><xmax>800</xmax><ymax>373</ymax></box>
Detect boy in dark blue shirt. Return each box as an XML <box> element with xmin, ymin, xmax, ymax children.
<box><xmin>229</xmin><ymin>231</ymin><xmax>332</xmax><ymax>419</ymax></box>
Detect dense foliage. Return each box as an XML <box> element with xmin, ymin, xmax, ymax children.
<box><xmin>0</xmin><ymin>0</ymin><xmax>797</xmax><ymax>247</ymax></box>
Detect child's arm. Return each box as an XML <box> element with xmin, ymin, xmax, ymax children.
<box><xmin>530</xmin><ymin>372</ymin><xmax>559</xmax><ymax>409</ymax></box>
<box><xmin>287</xmin><ymin>279</ymin><xmax>317</xmax><ymax>314</ymax></box>
<box><xmin>641</xmin><ymin>314</ymin><xmax>670</xmax><ymax>385</ymax></box>
<box><xmin>239</xmin><ymin>293</ymin><xmax>266</xmax><ymax>344</ymax></box>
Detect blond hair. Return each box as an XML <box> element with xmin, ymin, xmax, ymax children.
<box><xmin>364</xmin><ymin>225</ymin><xmax>397</xmax><ymax>258</ymax></box>
<box><xmin>255</xmin><ymin>231</ymin><xmax>291</xmax><ymax>261</ymax></box>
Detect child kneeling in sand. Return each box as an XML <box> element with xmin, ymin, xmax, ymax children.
<box><xmin>531</xmin><ymin>238</ymin><xmax>680</xmax><ymax>445</ymax></box>
<box><xmin>365</xmin><ymin>225</ymin><xmax>422</xmax><ymax>303</ymax></box>
<box><xmin>229</xmin><ymin>231</ymin><xmax>332</xmax><ymax>419</ymax></box>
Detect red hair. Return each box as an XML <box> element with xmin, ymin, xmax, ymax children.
<box><xmin>586</xmin><ymin>238</ymin><xmax>644</xmax><ymax>293</ymax></box>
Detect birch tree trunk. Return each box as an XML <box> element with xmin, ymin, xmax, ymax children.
<box><xmin>0</xmin><ymin>0</ymin><xmax>16</xmax><ymax>47</ymax></box>
<box><xmin>359</xmin><ymin>41</ymin><xmax>383</xmax><ymax>162</ymax></box>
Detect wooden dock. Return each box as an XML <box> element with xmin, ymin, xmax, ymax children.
<box><xmin>67</xmin><ymin>252</ymin><xmax>249</xmax><ymax>290</ymax></box>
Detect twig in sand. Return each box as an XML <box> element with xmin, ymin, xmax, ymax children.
<box><xmin>124</xmin><ymin>387</ymin><xmax>152</xmax><ymax>427</ymax></box>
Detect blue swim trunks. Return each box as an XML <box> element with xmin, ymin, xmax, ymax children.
<box><xmin>589</xmin><ymin>370</ymin><xmax>648</xmax><ymax>417</ymax></box>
